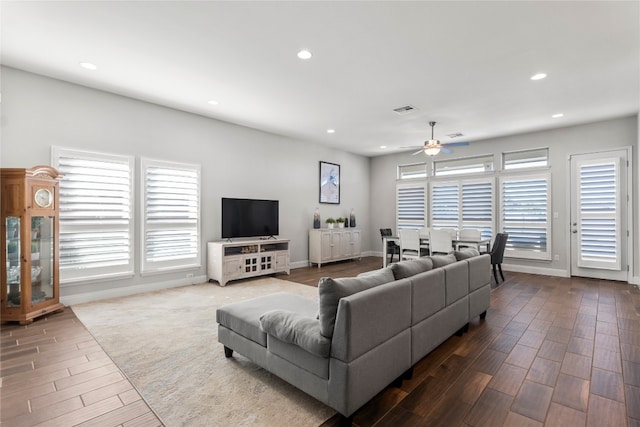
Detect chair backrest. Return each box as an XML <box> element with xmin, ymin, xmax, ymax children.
<box><xmin>429</xmin><ymin>229</ymin><xmax>453</xmax><ymax>254</ymax></box>
<box><xmin>379</xmin><ymin>228</ymin><xmax>393</xmax><ymax>239</ymax></box>
<box><xmin>459</xmin><ymin>228</ymin><xmax>482</xmax><ymax>241</ymax></box>
<box><xmin>491</xmin><ymin>233</ymin><xmax>509</xmax><ymax>263</ymax></box>
<box><xmin>440</xmin><ymin>228</ymin><xmax>458</xmax><ymax>239</ymax></box>
<box><xmin>419</xmin><ymin>227</ymin><xmax>431</xmax><ymax>239</ymax></box>
<box><xmin>399</xmin><ymin>228</ymin><xmax>421</xmax><ymax>252</ymax></box>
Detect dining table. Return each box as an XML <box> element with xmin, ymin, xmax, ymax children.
<box><xmin>382</xmin><ymin>234</ymin><xmax>491</xmax><ymax>268</ymax></box>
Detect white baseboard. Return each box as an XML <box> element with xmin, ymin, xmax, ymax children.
<box><xmin>61</xmin><ymin>275</ymin><xmax>208</xmax><ymax>306</ymax></box>
<box><xmin>630</xmin><ymin>275</ymin><xmax>639</xmax><ymax>285</ymax></box>
<box><xmin>502</xmin><ymin>263</ymin><xmax>569</xmax><ymax>278</ymax></box>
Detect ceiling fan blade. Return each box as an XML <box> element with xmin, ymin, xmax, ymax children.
<box><xmin>441</xmin><ymin>141</ymin><xmax>469</xmax><ymax>147</ymax></box>
<box><xmin>440</xmin><ymin>147</ymin><xmax>453</xmax><ymax>154</ymax></box>
<box><xmin>411</xmin><ymin>149</ymin><xmax>425</xmax><ymax>155</ymax></box>
<box><xmin>400</xmin><ymin>145</ymin><xmax>423</xmax><ymax>149</ymax></box>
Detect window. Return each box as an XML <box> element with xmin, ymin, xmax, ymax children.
<box><xmin>434</xmin><ymin>155</ymin><xmax>494</xmax><ymax>176</ymax></box>
<box><xmin>398</xmin><ymin>163</ymin><xmax>427</xmax><ymax>180</ymax></box>
<box><xmin>500</xmin><ymin>173</ymin><xmax>551</xmax><ymax>260</ymax></box>
<box><xmin>396</xmin><ymin>184</ymin><xmax>426</xmax><ymax>230</ymax></box>
<box><xmin>141</xmin><ymin>159</ymin><xmax>201</xmax><ymax>273</ymax></box>
<box><xmin>52</xmin><ymin>147</ymin><xmax>134</xmax><ymax>283</ymax></box>
<box><xmin>430</xmin><ymin>179</ymin><xmax>494</xmax><ymax>239</ymax></box>
<box><xmin>503</xmin><ymin>148</ymin><xmax>549</xmax><ymax>170</ymax></box>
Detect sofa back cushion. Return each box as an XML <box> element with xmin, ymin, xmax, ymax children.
<box><xmin>454</xmin><ymin>248</ymin><xmax>480</xmax><ymax>261</ymax></box>
<box><xmin>318</xmin><ymin>267</ymin><xmax>395</xmax><ymax>338</ymax></box>
<box><xmin>430</xmin><ymin>253</ymin><xmax>457</xmax><ymax>268</ymax></box>
<box><xmin>390</xmin><ymin>257</ymin><xmax>433</xmax><ymax>280</ymax></box>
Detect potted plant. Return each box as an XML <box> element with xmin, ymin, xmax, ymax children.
<box><xmin>336</xmin><ymin>217</ymin><xmax>345</xmax><ymax>228</ymax></box>
<box><xmin>325</xmin><ymin>217</ymin><xmax>336</xmax><ymax>229</ymax></box>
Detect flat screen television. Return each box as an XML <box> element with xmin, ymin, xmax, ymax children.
<box><xmin>221</xmin><ymin>198</ymin><xmax>279</xmax><ymax>239</ymax></box>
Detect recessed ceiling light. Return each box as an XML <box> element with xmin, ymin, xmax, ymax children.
<box><xmin>326</xmin><ymin>129</ymin><xmax>335</xmax><ymax>134</ymax></box>
<box><xmin>552</xmin><ymin>113</ymin><xmax>564</xmax><ymax>118</ymax></box>
<box><xmin>79</xmin><ymin>62</ymin><xmax>97</xmax><ymax>71</ymax></box>
<box><xmin>530</xmin><ymin>73</ymin><xmax>547</xmax><ymax>81</ymax></box>
<box><xmin>380</xmin><ymin>145</ymin><xmax>387</xmax><ymax>149</ymax></box>
<box><xmin>207</xmin><ymin>100</ymin><xmax>219</xmax><ymax>106</ymax></box>
<box><xmin>297</xmin><ymin>50</ymin><xmax>312</xmax><ymax>60</ymax></box>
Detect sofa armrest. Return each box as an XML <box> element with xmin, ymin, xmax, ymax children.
<box><xmin>259</xmin><ymin>310</ymin><xmax>331</xmax><ymax>357</ymax></box>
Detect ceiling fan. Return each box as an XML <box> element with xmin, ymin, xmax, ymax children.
<box><xmin>407</xmin><ymin>121</ymin><xmax>469</xmax><ymax>156</ymax></box>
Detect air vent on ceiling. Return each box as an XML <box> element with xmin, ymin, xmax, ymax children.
<box><xmin>447</xmin><ymin>133</ymin><xmax>464</xmax><ymax>139</ymax></box>
<box><xmin>393</xmin><ymin>105</ymin><xmax>418</xmax><ymax>115</ymax></box>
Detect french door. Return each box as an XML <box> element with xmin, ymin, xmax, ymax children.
<box><xmin>569</xmin><ymin>149</ymin><xmax>630</xmax><ymax>281</ymax></box>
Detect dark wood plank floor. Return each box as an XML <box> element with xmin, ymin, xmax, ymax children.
<box><xmin>2</xmin><ymin>257</ymin><xmax>639</xmax><ymax>427</ymax></box>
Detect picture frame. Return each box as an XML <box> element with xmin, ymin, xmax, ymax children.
<box><xmin>319</xmin><ymin>161</ymin><xmax>340</xmax><ymax>204</ymax></box>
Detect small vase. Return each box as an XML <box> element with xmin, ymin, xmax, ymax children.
<box><xmin>327</xmin><ymin>223</ymin><xmax>334</xmax><ymax>229</ymax></box>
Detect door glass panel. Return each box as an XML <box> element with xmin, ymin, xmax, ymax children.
<box><xmin>6</xmin><ymin>217</ymin><xmax>21</xmax><ymax>307</ymax></box>
<box><xmin>31</xmin><ymin>216</ymin><xmax>55</xmax><ymax>305</ymax></box>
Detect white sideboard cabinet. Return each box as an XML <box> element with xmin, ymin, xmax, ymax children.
<box><xmin>308</xmin><ymin>228</ymin><xmax>361</xmax><ymax>268</ymax></box>
<box><xmin>207</xmin><ymin>238</ymin><xmax>290</xmax><ymax>286</ymax></box>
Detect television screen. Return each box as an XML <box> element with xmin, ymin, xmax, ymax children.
<box><xmin>221</xmin><ymin>198</ymin><xmax>279</xmax><ymax>239</ymax></box>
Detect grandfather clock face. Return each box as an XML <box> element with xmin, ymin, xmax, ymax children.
<box><xmin>34</xmin><ymin>188</ymin><xmax>53</xmax><ymax>208</ymax></box>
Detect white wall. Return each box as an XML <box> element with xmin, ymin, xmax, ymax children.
<box><xmin>370</xmin><ymin>116</ymin><xmax>639</xmax><ymax>281</ymax></box>
<box><xmin>0</xmin><ymin>67</ymin><xmax>372</xmax><ymax>302</ymax></box>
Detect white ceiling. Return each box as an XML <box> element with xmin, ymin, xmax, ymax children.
<box><xmin>2</xmin><ymin>1</ymin><xmax>638</xmax><ymax>157</ymax></box>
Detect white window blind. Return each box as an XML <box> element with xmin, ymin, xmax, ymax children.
<box><xmin>500</xmin><ymin>173</ymin><xmax>551</xmax><ymax>260</ymax></box>
<box><xmin>52</xmin><ymin>147</ymin><xmax>134</xmax><ymax>283</ymax></box>
<box><xmin>430</xmin><ymin>179</ymin><xmax>494</xmax><ymax>239</ymax></box>
<box><xmin>577</xmin><ymin>160</ymin><xmax>620</xmax><ymax>269</ymax></box>
<box><xmin>461</xmin><ymin>181</ymin><xmax>494</xmax><ymax>240</ymax></box>
<box><xmin>431</xmin><ymin>183</ymin><xmax>459</xmax><ymax>230</ymax></box>
<box><xmin>141</xmin><ymin>159</ymin><xmax>201</xmax><ymax>272</ymax></box>
<box><xmin>396</xmin><ymin>185</ymin><xmax>426</xmax><ymax>230</ymax></box>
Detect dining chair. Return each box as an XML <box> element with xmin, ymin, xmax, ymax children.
<box><xmin>380</xmin><ymin>228</ymin><xmax>400</xmax><ymax>264</ymax></box>
<box><xmin>399</xmin><ymin>228</ymin><xmax>423</xmax><ymax>260</ymax></box>
<box><xmin>458</xmin><ymin>228</ymin><xmax>482</xmax><ymax>250</ymax></box>
<box><xmin>440</xmin><ymin>228</ymin><xmax>458</xmax><ymax>239</ymax></box>
<box><xmin>488</xmin><ymin>233</ymin><xmax>509</xmax><ymax>284</ymax></box>
<box><xmin>429</xmin><ymin>229</ymin><xmax>453</xmax><ymax>255</ymax></box>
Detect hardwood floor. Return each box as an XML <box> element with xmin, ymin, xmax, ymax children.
<box><xmin>1</xmin><ymin>257</ymin><xmax>639</xmax><ymax>427</ymax></box>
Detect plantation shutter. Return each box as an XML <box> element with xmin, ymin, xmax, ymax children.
<box><xmin>577</xmin><ymin>159</ymin><xmax>620</xmax><ymax>269</ymax></box>
<box><xmin>461</xmin><ymin>181</ymin><xmax>494</xmax><ymax>239</ymax></box>
<box><xmin>431</xmin><ymin>183</ymin><xmax>459</xmax><ymax>229</ymax></box>
<box><xmin>397</xmin><ymin>185</ymin><xmax>425</xmax><ymax>230</ymax></box>
<box><xmin>500</xmin><ymin>174</ymin><xmax>551</xmax><ymax>259</ymax></box>
<box><xmin>53</xmin><ymin>147</ymin><xmax>134</xmax><ymax>282</ymax></box>
<box><xmin>142</xmin><ymin>159</ymin><xmax>201</xmax><ymax>272</ymax></box>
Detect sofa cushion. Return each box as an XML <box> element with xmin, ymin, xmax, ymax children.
<box><xmin>318</xmin><ymin>267</ymin><xmax>395</xmax><ymax>338</ymax></box>
<box><xmin>430</xmin><ymin>253</ymin><xmax>458</xmax><ymax>268</ymax></box>
<box><xmin>454</xmin><ymin>248</ymin><xmax>480</xmax><ymax>261</ymax></box>
<box><xmin>216</xmin><ymin>293</ymin><xmax>317</xmax><ymax>347</ymax></box>
<box><xmin>260</xmin><ymin>310</ymin><xmax>331</xmax><ymax>357</ymax></box>
<box><xmin>390</xmin><ymin>257</ymin><xmax>434</xmax><ymax>280</ymax></box>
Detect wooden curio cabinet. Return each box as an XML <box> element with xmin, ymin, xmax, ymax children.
<box><xmin>1</xmin><ymin>166</ymin><xmax>64</xmax><ymax>324</ymax></box>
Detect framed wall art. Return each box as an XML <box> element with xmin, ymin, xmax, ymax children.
<box><xmin>319</xmin><ymin>161</ymin><xmax>340</xmax><ymax>204</ymax></box>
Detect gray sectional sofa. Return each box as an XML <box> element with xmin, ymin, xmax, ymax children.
<box><xmin>216</xmin><ymin>250</ymin><xmax>491</xmax><ymax>419</ymax></box>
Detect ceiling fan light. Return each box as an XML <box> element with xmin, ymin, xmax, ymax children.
<box><xmin>424</xmin><ymin>146</ymin><xmax>441</xmax><ymax>156</ymax></box>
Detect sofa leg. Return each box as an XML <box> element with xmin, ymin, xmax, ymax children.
<box><xmin>480</xmin><ymin>310</ymin><xmax>487</xmax><ymax>320</ymax></box>
<box><xmin>403</xmin><ymin>367</ymin><xmax>414</xmax><ymax>380</ymax></box>
<box><xmin>455</xmin><ymin>326</ymin><xmax>464</xmax><ymax>337</ymax></box>
<box><xmin>391</xmin><ymin>375</ymin><xmax>404</xmax><ymax>388</ymax></box>
<box><xmin>463</xmin><ymin>322</ymin><xmax>470</xmax><ymax>333</ymax></box>
<box><xmin>224</xmin><ymin>346</ymin><xmax>233</xmax><ymax>358</ymax></box>
<box><xmin>338</xmin><ymin>414</ymin><xmax>353</xmax><ymax>426</ymax></box>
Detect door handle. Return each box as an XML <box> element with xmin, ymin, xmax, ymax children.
<box><xmin>572</xmin><ymin>230</ymin><xmax>577</xmax><ymax>234</ymax></box>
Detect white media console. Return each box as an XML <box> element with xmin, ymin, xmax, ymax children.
<box><xmin>207</xmin><ymin>238</ymin><xmax>290</xmax><ymax>286</ymax></box>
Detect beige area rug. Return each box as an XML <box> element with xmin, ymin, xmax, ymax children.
<box><xmin>72</xmin><ymin>278</ymin><xmax>335</xmax><ymax>427</ymax></box>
